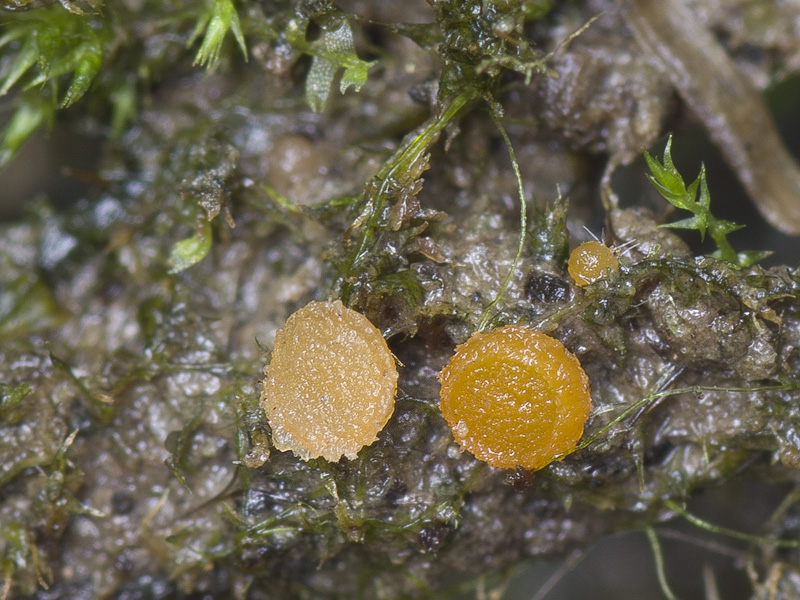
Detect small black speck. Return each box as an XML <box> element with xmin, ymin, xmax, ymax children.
<box><xmin>111</xmin><ymin>491</ymin><xmax>135</xmax><ymax>515</ymax></box>
<box><xmin>644</xmin><ymin>440</ymin><xmax>674</xmax><ymax>466</ymax></box>
<box><xmin>525</xmin><ymin>271</ymin><xmax>570</xmax><ymax>304</ymax></box>
<box><xmin>504</xmin><ymin>466</ymin><xmax>535</xmax><ymax>491</ymax></box>
<box><xmin>418</xmin><ymin>521</ymin><xmax>449</xmax><ymax>554</ymax></box>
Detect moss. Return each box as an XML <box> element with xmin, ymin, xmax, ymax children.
<box><xmin>2</xmin><ymin>0</ymin><xmax>800</xmax><ymax>599</ymax></box>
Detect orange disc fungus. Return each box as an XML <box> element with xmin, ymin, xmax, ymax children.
<box><xmin>438</xmin><ymin>325</ymin><xmax>591</xmax><ymax>470</ymax></box>
<box><xmin>567</xmin><ymin>240</ymin><xmax>619</xmax><ymax>287</ymax></box>
<box><xmin>261</xmin><ymin>300</ymin><xmax>398</xmax><ymax>462</ymax></box>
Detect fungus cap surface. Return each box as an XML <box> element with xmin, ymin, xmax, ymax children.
<box><xmin>261</xmin><ymin>300</ymin><xmax>398</xmax><ymax>462</ymax></box>
<box><xmin>568</xmin><ymin>240</ymin><xmax>619</xmax><ymax>287</ymax></box>
<box><xmin>438</xmin><ymin>325</ymin><xmax>591</xmax><ymax>470</ymax></box>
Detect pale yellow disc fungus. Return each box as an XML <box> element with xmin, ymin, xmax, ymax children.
<box><xmin>438</xmin><ymin>325</ymin><xmax>592</xmax><ymax>471</ymax></box>
<box><xmin>261</xmin><ymin>300</ymin><xmax>398</xmax><ymax>462</ymax></box>
<box><xmin>567</xmin><ymin>240</ymin><xmax>619</xmax><ymax>288</ymax></box>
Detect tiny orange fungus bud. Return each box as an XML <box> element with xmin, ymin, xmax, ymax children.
<box><xmin>567</xmin><ymin>240</ymin><xmax>619</xmax><ymax>287</ymax></box>
<box><xmin>261</xmin><ymin>300</ymin><xmax>398</xmax><ymax>462</ymax></box>
<box><xmin>438</xmin><ymin>325</ymin><xmax>591</xmax><ymax>471</ymax></box>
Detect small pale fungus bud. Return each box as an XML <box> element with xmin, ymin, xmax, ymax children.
<box><xmin>568</xmin><ymin>241</ymin><xmax>620</xmax><ymax>287</ymax></box>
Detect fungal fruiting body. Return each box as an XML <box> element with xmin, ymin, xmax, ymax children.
<box><xmin>438</xmin><ymin>325</ymin><xmax>591</xmax><ymax>470</ymax></box>
<box><xmin>567</xmin><ymin>240</ymin><xmax>619</xmax><ymax>287</ymax></box>
<box><xmin>260</xmin><ymin>300</ymin><xmax>398</xmax><ymax>462</ymax></box>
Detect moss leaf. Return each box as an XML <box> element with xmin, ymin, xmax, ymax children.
<box><xmin>0</xmin><ymin>93</ymin><xmax>55</xmax><ymax>168</ymax></box>
<box><xmin>645</xmin><ymin>135</ymin><xmax>769</xmax><ymax>267</ymax></box>
<box><xmin>305</xmin><ymin>16</ymin><xmax>373</xmax><ymax>112</ymax></box>
<box><xmin>0</xmin><ymin>383</ymin><xmax>31</xmax><ymax>423</ymax></box>
<box><xmin>305</xmin><ymin>54</ymin><xmax>337</xmax><ymax>113</ymax></box>
<box><xmin>168</xmin><ymin>221</ymin><xmax>213</xmax><ymax>274</ymax></box>
<box><xmin>190</xmin><ymin>0</ymin><xmax>248</xmax><ymax>67</ymax></box>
